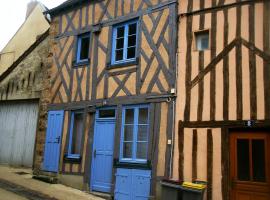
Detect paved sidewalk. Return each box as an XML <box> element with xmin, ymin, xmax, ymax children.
<box><xmin>0</xmin><ymin>165</ymin><xmax>104</xmax><ymax>200</ymax></box>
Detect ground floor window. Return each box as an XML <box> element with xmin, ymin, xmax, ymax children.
<box><xmin>120</xmin><ymin>105</ymin><xmax>149</xmax><ymax>163</ymax></box>
<box><xmin>67</xmin><ymin>111</ymin><xmax>84</xmax><ymax>158</ymax></box>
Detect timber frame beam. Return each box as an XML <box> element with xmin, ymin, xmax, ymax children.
<box><xmin>178</xmin><ymin>0</ymin><xmax>265</xmax><ymax>18</ymax></box>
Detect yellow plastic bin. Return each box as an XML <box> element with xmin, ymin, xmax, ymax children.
<box><xmin>181</xmin><ymin>182</ymin><xmax>206</xmax><ymax>200</ymax></box>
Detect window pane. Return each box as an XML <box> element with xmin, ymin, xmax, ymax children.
<box><xmin>129</xmin><ymin>23</ymin><xmax>137</xmax><ymax>35</ymax></box>
<box><xmin>117</xmin><ymin>26</ymin><xmax>125</xmax><ymax>38</ymax></box>
<box><xmin>123</xmin><ymin>142</ymin><xmax>132</xmax><ymax>158</ymax></box>
<box><xmin>79</xmin><ymin>36</ymin><xmax>90</xmax><ymax>60</ymax></box>
<box><xmin>71</xmin><ymin>113</ymin><xmax>84</xmax><ymax>154</ymax></box>
<box><xmin>252</xmin><ymin>139</ymin><xmax>266</xmax><ymax>182</ymax></box>
<box><xmin>116</xmin><ymin>38</ymin><xmax>124</xmax><ymax>49</ymax></box>
<box><xmin>196</xmin><ymin>31</ymin><xmax>209</xmax><ymax>51</ymax></box>
<box><xmin>127</xmin><ymin>47</ymin><xmax>136</xmax><ymax>59</ymax></box>
<box><xmin>237</xmin><ymin>139</ymin><xmax>250</xmax><ymax>181</ymax></box>
<box><xmin>99</xmin><ymin>109</ymin><xmax>115</xmax><ymax>118</ymax></box>
<box><xmin>139</xmin><ymin>108</ymin><xmax>148</xmax><ymax>124</ymax></box>
<box><xmin>136</xmin><ymin>142</ymin><xmax>147</xmax><ymax>159</ymax></box>
<box><xmin>125</xmin><ymin>109</ymin><xmax>134</xmax><ymax>124</ymax></box>
<box><xmin>138</xmin><ymin>125</ymin><xmax>148</xmax><ymax>141</ymax></box>
<box><xmin>201</xmin><ymin>37</ymin><xmax>209</xmax><ymax>49</ymax></box>
<box><xmin>115</xmin><ymin>49</ymin><xmax>123</xmax><ymax>61</ymax></box>
<box><xmin>128</xmin><ymin>35</ymin><xmax>136</xmax><ymax>47</ymax></box>
<box><xmin>124</xmin><ymin>125</ymin><xmax>133</xmax><ymax>141</ymax></box>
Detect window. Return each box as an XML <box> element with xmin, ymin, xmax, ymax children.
<box><xmin>120</xmin><ymin>105</ymin><xmax>149</xmax><ymax>163</ymax></box>
<box><xmin>237</xmin><ymin>139</ymin><xmax>266</xmax><ymax>182</ymax></box>
<box><xmin>112</xmin><ymin>20</ymin><xmax>138</xmax><ymax>64</ymax></box>
<box><xmin>98</xmin><ymin>109</ymin><xmax>116</xmax><ymax>118</ymax></box>
<box><xmin>76</xmin><ymin>33</ymin><xmax>90</xmax><ymax>63</ymax></box>
<box><xmin>68</xmin><ymin>112</ymin><xmax>84</xmax><ymax>158</ymax></box>
<box><xmin>195</xmin><ymin>30</ymin><xmax>209</xmax><ymax>51</ymax></box>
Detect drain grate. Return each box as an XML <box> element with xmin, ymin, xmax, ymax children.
<box><xmin>15</xmin><ymin>171</ymin><xmax>29</xmax><ymax>175</ymax></box>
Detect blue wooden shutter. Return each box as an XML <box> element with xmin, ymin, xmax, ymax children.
<box><xmin>43</xmin><ymin>110</ymin><xmax>64</xmax><ymax>172</ymax></box>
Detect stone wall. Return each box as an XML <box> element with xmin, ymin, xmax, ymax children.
<box><xmin>33</xmin><ymin>19</ymin><xmax>58</xmax><ymax>172</ymax></box>
<box><xmin>0</xmin><ymin>36</ymin><xmax>49</xmax><ymax>101</ymax></box>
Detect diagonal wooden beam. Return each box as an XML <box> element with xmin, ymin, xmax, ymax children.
<box><xmin>57</xmin><ymin>37</ymin><xmax>69</xmax><ymax>55</ymax></box>
<box><xmin>190</xmin><ymin>38</ymin><xmax>238</xmax><ymax>88</ymax></box>
<box><xmin>52</xmin><ymin>55</ymin><xmax>71</xmax><ymax>99</ymax></box>
<box><xmin>51</xmin><ymin>80</ymin><xmax>62</xmax><ymax>103</ymax></box>
<box><xmin>141</xmin><ymin>20</ymin><xmax>173</xmax><ymax>85</ymax></box>
<box><xmin>147</xmin><ymin>67</ymin><xmax>161</xmax><ymax>93</ymax></box>
<box><xmin>63</xmin><ymin>10</ymin><xmax>77</xmax><ymax>33</ymax></box>
<box><xmin>98</xmin><ymin>40</ymin><xmax>107</xmax><ymax>53</ymax></box>
<box><xmin>190</xmin><ymin>36</ymin><xmax>270</xmax><ymax>90</ymax></box>
<box><xmin>241</xmin><ymin>38</ymin><xmax>270</xmax><ymax>62</ymax></box>
<box><xmin>140</xmin><ymin>17</ymin><xmax>170</xmax><ymax>86</ymax></box>
<box><xmin>96</xmin><ymin>69</ymin><xmax>106</xmax><ymax>84</ymax></box>
<box><xmin>97</xmin><ymin>0</ymin><xmax>112</xmax><ymax>22</ymax></box>
<box><xmin>51</xmin><ymin>44</ymin><xmax>73</xmax><ymax>89</ymax></box>
<box><xmin>150</xmin><ymin>10</ymin><xmax>164</xmax><ymax>36</ymax></box>
<box><xmin>112</xmin><ymin>73</ymin><xmax>132</xmax><ymax>97</ymax></box>
<box><xmin>155</xmin><ymin>76</ymin><xmax>166</xmax><ymax>93</ymax></box>
<box><xmin>74</xmin><ymin>68</ymin><xmax>85</xmax><ymax>101</ymax></box>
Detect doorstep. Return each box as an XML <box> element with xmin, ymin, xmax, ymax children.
<box><xmin>89</xmin><ymin>191</ymin><xmax>112</xmax><ymax>200</ymax></box>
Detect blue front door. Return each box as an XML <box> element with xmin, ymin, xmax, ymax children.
<box><xmin>43</xmin><ymin>110</ymin><xmax>64</xmax><ymax>172</ymax></box>
<box><xmin>91</xmin><ymin>110</ymin><xmax>116</xmax><ymax>193</ymax></box>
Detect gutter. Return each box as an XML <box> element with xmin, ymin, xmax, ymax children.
<box><xmin>45</xmin><ymin>0</ymin><xmax>103</xmax><ymax>17</ymax></box>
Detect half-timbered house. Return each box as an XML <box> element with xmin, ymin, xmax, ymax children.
<box><xmin>174</xmin><ymin>0</ymin><xmax>270</xmax><ymax>199</ymax></box>
<box><xmin>34</xmin><ymin>0</ymin><xmax>177</xmax><ymax>199</ymax></box>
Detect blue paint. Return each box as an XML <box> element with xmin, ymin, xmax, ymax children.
<box><xmin>120</xmin><ymin>105</ymin><xmax>149</xmax><ymax>163</ymax></box>
<box><xmin>76</xmin><ymin>33</ymin><xmax>90</xmax><ymax>63</ymax></box>
<box><xmin>91</xmin><ymin>109</ymin><xmax>116</xmax><ymax>193</ymax></box>
<box><xmin>115</xmin><ymin>168</ymin><xmax>151</xmax><ymax>200</ymax></box>
<box><xmin>111</xmin><ymin>19</ymin><xmax>138</xmax><ymax>65</ymax></box>
<box><xmin>43</xmin><ymin>110</ymin><xmax>64</xmax><ymax>172</ymax></box>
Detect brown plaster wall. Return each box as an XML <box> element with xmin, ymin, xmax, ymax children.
<box><xmin>49</xmin><ymin>0</ymin><xmax>176</xmax><ymax>104</ymax></box>
<box><xmin>181</xmin><ymin>128</ymin><xmax>222</xmax><ymax>199</ymax></box>
<box><xmin>174</xmin><ymin>1</ymin><xmax>270</xmax><ymax>199</ymax></box>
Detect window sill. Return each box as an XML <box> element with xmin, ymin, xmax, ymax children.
<box><xmin>107</xmin><ymin>57</ymin><xmax>139</xmax><ymax>69</ymax></box>
<box><xmin>193</xmin><ymin>48</ymin><xmax>210</xmax><ymax>52</ymax></box>
<box><xmin>64</xmin><ymin>154</ymin><xmax>82</xmax><ymax>163</ymax></box>
<box><xmin>73</xmin><ymin>59</ymin><xmax>90</xmax><ymax>68</ymax></box>
<box><xmin>113</xmin><ymin>159</ymin><xmax>151</xmax><ymax>170</ymax></box>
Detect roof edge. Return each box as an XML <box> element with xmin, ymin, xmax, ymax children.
<box><xmin>45</xmin><ymin>0</ymin><xmax>89</xmax><ymax>16</ymax></box>
<box><xmin>0</xmin><ymin>29</ymin><xmax>49</xmax><ymax>82</ymax></box>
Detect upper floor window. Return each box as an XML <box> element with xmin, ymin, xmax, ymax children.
<box><xmin>68</xmin><ymin>111</ymin><xmax>84</xmax><ymax>158</ymax></box>
<box><xmin>112</xmin><ymin>20</ymin><xmax>138</xmax><ymax>65</ymax></box>
<box><xmin>76</xmin><ymin>33</ymin><xmax>90</xmax><ymax>63</ymax></box>
<box><xmin>195</xmin><ymin>30</ymin><xmax>209</xmax><ymax>51</ymax></box>
<box><xmin>120</xmin><ymin>105</ymin><xmax>149</xmax><ymax>163</ymax></box>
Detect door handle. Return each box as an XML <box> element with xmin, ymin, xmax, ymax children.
<box><xmin>94</xmin><ymin>149</ymin><xmax>97</xmax><ymax>158</ymax></box>
<box><xmin>55</xmin><ymin>136</ymin><xmax>61</xmax><ymax>143</ymax></box>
